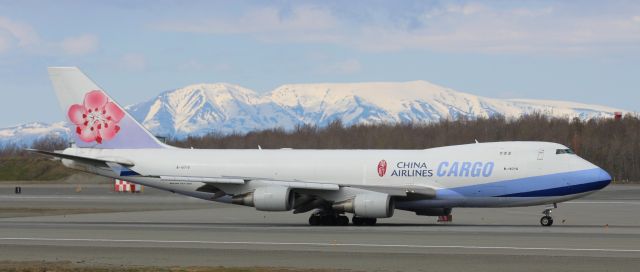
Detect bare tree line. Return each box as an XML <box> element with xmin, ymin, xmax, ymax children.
<box><xmin>0</xmin><ymin>135</ymin><xmax>68</xmax><ymax>157</ymax></box>
<box><xmin>171</xmin><ymin>114</ymin><xmax>640</xmax><ymax>182</ymax></box>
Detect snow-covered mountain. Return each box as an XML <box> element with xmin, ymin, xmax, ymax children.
<box><xmin>0</xmin><ymin>80</ymin><xmax>626</xmax><ymax>146</ymax></box>
<box><xmin>0</xmin><ymin>122</ymin><xmax>69</xmax><ymax>147</ymax></box>
<box><xmin>126</xmin><ymin>83</ymin><xmax>299</xmax><ymax>137</ymax></box>
<box><xmin>269</xmin><ymin>81</ymin><xmax>621</xmax><ymax>126</ymax></box>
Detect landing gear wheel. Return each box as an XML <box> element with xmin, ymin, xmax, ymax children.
<box><xmin>539</xmin><ymin>203</ymin><xmax>557</xmax><ymax>227</ymax></box>
<box><xmin>337</xmin><ymin>215</ymin><xmax>349</xmax><ymax>226</ymax></box>
<box><xmin>352</xmin><ymin>216</ymin><xmax>364</xmax><ymax>226</ymax></box>
<box><xmin>363</xmin><ymin>218</ymin><xmax>377</xmax><ymax>226</ymax></box>
<box><xmin>309</xmin><ymin>212</ymin><xmax>350</xmax><ymax>226</ymax></box>
<box><xmin>321</xmin><ymin>215</ymin><xmax>336</xmax><ymax>226</ymax></box>
<box><xmin>352</xmin><ymin>216</ymin><xmax>377</xmax><ymax>226</ymax></box>
<box><xmin>308</xmin><ymin>214</ymin><xmax>321</xmax><ymax>226</ymax></box>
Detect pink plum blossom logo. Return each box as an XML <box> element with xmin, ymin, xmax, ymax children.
<box><xmin>68</xmin><ymin>90</ymin><xmax>125</xmax><ymax>144</ymax></box>
<box><xmin>377</xmin><ymin>160</ymin><xmax>387</xmax><ymax>177</ymax></box>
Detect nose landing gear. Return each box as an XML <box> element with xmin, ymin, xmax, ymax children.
<box><xmin>540</xmin><ymin>203</ymin><xmax>557</xmax><ymax>227</ymax></box>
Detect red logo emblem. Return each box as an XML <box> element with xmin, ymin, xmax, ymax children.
<box><xmin>68</xmin><ymin>90</ymin><xmax>124</xmax><ymax>144</ymax></box>
<box><xmin>377</xmin><ymin>160</ymin><xmax>387</xmax><ymax>177</ymax></box>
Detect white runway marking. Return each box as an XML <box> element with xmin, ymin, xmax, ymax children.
<box><xmin>1</xmin><ymin>237</ymin><xmax>639</xmax><ymax>253</ymax></box>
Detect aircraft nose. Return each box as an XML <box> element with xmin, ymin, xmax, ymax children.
<box><xmin>597</xmin><ymin>168</ymin><xmax>612</xmax><ymax>188</ymax></box>
<box><xmin>572</xmin><ymin>156</ymin><xmax>611</xmax><ymax>191</ymax></box>
<box><xmin>583</xmin><ymin>167</ymin><xmax>612</xmax><ymax>191</ymax></box>
<box><xmin>568</xmin><ymin>166</ymin><xmax>611</xmax><ymax>194</ymax></box>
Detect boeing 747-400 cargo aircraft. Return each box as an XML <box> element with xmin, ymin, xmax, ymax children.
<box><xmin>33</xmin><ymin>67</ymin><xmax>612</xmax><ymax>226</ymax></box>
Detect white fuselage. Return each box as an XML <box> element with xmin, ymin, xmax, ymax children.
<box><xmin>62</xmin><ymin>141</ymin><xmax>611</xmax><ymax>210</ymax></box>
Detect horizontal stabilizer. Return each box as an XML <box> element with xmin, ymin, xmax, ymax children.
<box><xmin>27</xmin><ymin>149</ymin><xmax>135</xmax><ymax>167</ymax></box>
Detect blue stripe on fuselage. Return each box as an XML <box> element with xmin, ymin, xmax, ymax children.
<box><xmin>436</xmin><ymin>168</ymin><xmax>611</xmax><ymax>198</ymax></box>
<box><xmin>497</xmin><ymin>179</ymin><xmax>610</xmax><ymax>197</ymax></box>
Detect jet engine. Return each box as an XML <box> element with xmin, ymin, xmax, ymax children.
<box><xmin>231</xmin><ymin>186</ymin><xmax>294</xmax><ymax>211</ymax></box>
<box><xmin>332</xmin><ymin>192</ymin><xmax>394</xmax><ymax>218</ymax></box>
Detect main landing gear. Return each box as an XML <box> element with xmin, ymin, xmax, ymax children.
<box><xmin>308</xmin><ymin>211</ymin><xmax>377</xmax><ymax>226</ymax></box>
<box><xmin>308</xmin><ymin>211</ymin><xmax>349</xmax><ymax>226</ymax></box>
<box><xmin>540</xmin><ymin>203</ymin><xmax>557</xmax><ymax>227</ymax></box>
<box><xmin>352</xmin><ymin>216</ymin><xmax>377</xmax><ymax>226</ymax></box>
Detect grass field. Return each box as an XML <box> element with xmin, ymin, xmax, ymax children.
<box><xmin>0</xmin><ymin>157</ymin><xmax>75</xmax><ymax>181</ymax></box>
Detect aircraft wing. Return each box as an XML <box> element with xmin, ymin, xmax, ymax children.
<box><xmin>161</xmin><ymin>176</ymin><xmax>246</xmax><ymax>184</ymax></box>
<box><xmin>350</xmin><ymin>184</ymin><xmax>436</xmax><ymax>198</ymax></box>
<box><xmin>161</xmin><ymin>175</ymin><xmax>340</xmax><ymax>190</ymax></box>
<box><xmin>162</xmin><ymin>175</ymin><xmax>434</xmax><ymax>198</ymax></box>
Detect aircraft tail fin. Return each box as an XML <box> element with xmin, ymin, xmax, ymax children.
<box><xmin>48</xmin><ymin>67</ymin><xmax>167</xmax><ymax>149</ymax></box>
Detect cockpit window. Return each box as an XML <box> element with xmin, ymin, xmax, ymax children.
<box><xmin>556</xmin><ymin>149</ymin><xmax>575</xmax><ymax>154</ymax></box>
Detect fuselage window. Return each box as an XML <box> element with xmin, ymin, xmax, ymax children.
<box><xmin>556</xmin><ymin>149</ymin><xmax>575</xmax><ymax>154</ymax></box>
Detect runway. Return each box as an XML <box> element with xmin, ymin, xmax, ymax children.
<box><xmin>1</xmin><ymin>184</ymin><xmax>640</xmax><ymax>271</ymax></box>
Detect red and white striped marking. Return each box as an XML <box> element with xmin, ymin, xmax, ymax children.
<box><xmin>438</xmin><ymin>215</ymin><xmax>453</xmax><ymax>223</ymax></box>
<box><xmin>114</xmin><ymin>179</ymin><xmax>143</xmax><ymax>193</ymax></box>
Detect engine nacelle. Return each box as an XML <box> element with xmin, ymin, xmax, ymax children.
<box><xmin>332</xmin><ymin>192</ymin><xmax>394</xmax><ymax>218</ymax></box>
<box><xmin>231</xmin><ymin>186</ymin><xmax>294</xmax><ymax>211</ymax></box>
<box><xmin>415</xmin><ymin>208</ymin><xmax>452</xmax><ymax>216</ymax></box>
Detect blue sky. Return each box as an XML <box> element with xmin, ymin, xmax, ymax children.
<box><xmin>0</xmin><ymin>0</ymin><xmax>639</xmax><ymax>127</ymax></box>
